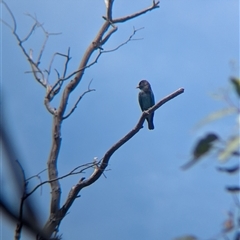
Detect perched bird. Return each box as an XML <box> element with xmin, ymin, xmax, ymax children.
<box><xmin>137</xmin><ymin>80</ymin><xmax>155</xmax><ymax>130</ymax></box>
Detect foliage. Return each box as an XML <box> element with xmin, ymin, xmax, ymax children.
<box><xmin>178</xmin><ymin>77</ymin><xmax>240</xmax><ymax>240</ymax></box>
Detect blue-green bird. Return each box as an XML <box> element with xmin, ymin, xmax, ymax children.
<box><xmin>137</xmin><ymin>80</ymin><xmax>155</xmax><ymax>130</ymax></box>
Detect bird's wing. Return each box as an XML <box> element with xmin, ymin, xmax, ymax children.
<box><xmin>138</xmin><ymin>92</ymin><xmax>144</xmax><ymax>111</ymax></box>
<box><xmin>150</xmin><ymin>90</ymin><xmax>155</xmax><ymax>106</ymax></box>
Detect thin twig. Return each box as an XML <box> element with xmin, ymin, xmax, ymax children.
<box><xmin>47</xmin><ymin>52</ymin><xmax>70</xmax><ymax>80</ymax></box>
<box><xmin>63</xmin><ymin>79</ymin><xmax>96</xmax><ymax>119</ymax></box>
<box><xmin>113</xmin><ymin>1</ymin><xmax>160</xmax><ymax>23</ymax></box>
<box><xmin>25</xmin><ymin>161</ymin><xmax>100</xmax><ymax>198</ymax></box>
<box><xmin>25</xmin><ymin>13</ymin><xmax>61</xmax><ymax>46</ymax></box>
<box><xmin>44</xmin><ymin>48</ymin><xmax>72</xmax><ymax>100</ymax></box>
<box><xmin>21</xmin><ymin>22</ymin><xmax>38</xmax><ymax>43</ymax></box>
<box><xmin>2</xmin><ymin>4</ymin><xmax>61</xmax><ymax>88</ymax></box>
<box><xmin>25</xmin><ymin>168</ymin><xmax>47</xmax><ymax>195</ymax></box>
<box><xmin>63</xmin><ymin>47</ymin><xmax>71</xmax><ymax>78</ymax></box>
<box><xmin>103</xmin><ymin>27</ymin><xmax>144</xmax><ymax>53</ymax></box>
<box><xmin>1</xmin><ymin>1</ymin><xmax>17</xmax><ymax>32</ymax></box>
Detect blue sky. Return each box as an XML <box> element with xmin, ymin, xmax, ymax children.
<box><xmin>1</xmin><ymin>0</ymin><xmax>239</xmax><ymax>239</ymax></box>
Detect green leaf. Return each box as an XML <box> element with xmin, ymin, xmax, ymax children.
<box><xmin>193</xmin><ymin>133</ymin><xmax>219</xmax><ymax>158</ymax></box>
<box><xmin>230</xmin><ymin>77</ymin><xmax>240</xmax><ymax>97</ymax></box>
<box><xmin>218</xmin><ymin>135</ymin><xmax>240</xmax><ymax>162</ymax></box>
<box><xmin>194</xmin><ymin>107</ymin><xmax>236</xmax><ymax>130</ymax></box>
<box><xmin>181</xmin><ymin>133</ymin><xmax>219</xmax><ymax>170</ymax></box>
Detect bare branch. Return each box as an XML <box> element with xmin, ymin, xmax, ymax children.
<box><xmin>26</xmin><ymin>14</ymin><xmax>61</xmax><ymax>67</ymax></box>
<box><xmin>25</xmin><ymin>13</ymin><xmax>62</xmax><ymax>35</ymax></box>
<box><xmin>1</xmin><ymin>1</ymin><xmax>17</xmax><ymax>32</ymax></box>
<box><xmin>103</xmin><ymin>27</ymin><xmax>144</xmax><ymax>53</ymax></box>
<box><xmin>106</xmin><ymin>0</ymin><xmax>114</xmax><ymax>20</ymax></box>
<box><xmin>84</xmin><ymin>88</ymin><xmax>185</xmax><ymax>185</ymax></box>
<box><xmin>12</xmin><ymin>159</ymin><xmax>99</xmax><ymax>239</ymax></box>
<box><xmin>26</xmin><ymin>168</ymin><xmax>47</xmax><ymax>196</ymax></box>
<box><xmin>47</xmin><ymin>25</ymin><xmax>143</xmax><ymax>101</ymax></box>
<box><xmin>26</xmin><ymin>169</ymin><xmax>47</xmax><ymax>182</ymax></box>
<box><xmin>44</xmin><ymin>48</ymin><xmax>72</xmax><ymax>103</ymax></box>
<box><xmin>63</xmin><ymin>47</ymin><xmax>71</xmax><ymax>78</ymax></box>
<box><xmin>2</xmin><ymin>3</ymin><xmax>61</xmax><ymax>89</ymax></box>
<box><xmin>40</xmin><ymin>89</ymin><xmax>184</xmax><ymax>237</ymax></box>
<box><xmin>25</xmin><ymin>161</ymin><xmax>99</xmax><ymax>200</ymax></box>
<box><xmin>1</xmin><ymin>18</ymin><xmax>13</xmax><ymax>30</ymax></box>
<box><xmin>45</xmin><ymin>52</ymin><xmax>101</xmax><ymax>102</ymax></box>
<box><xmin>1</xmin><ymin>4</ymin><xmax>47</xmax><ymax>87</ymax></box>
<box><xmin>100</xmin><ymin>24</ymin><xmax>118</xmax><ymax>46</ymax></box>
<box><xmin>45</xmin><ymin>88</ymin><xmax>185</xmax><ymax>234</ymax></box>
<box><xmin>45</xmin><ymin>25</ymin><xmax>139</xmax><ymax>106</ymax></box>
<box><xmin>25</xmin><ymin>13</ymin><xmax>61</xmax><ymax>52</ymax></box>
<box><xmin>43</xmin><ymin>1</ymin><xmax>160</xmax><ymax>120</ymax></box>
<box><xmin>57</xmin><ymin>1</ymin><xmax>160</xmax><ymax>111</ymax></box>
<box><xmin>21</xmin><ymin>22</ymin><xmax>38</xmax><ymax>43</ymax></box>
<box><xmin>113</xmin><ymin>1</ymin><xmax>160</xmax><ymax>23</ymax></box>
<box><xmin>63</xmin><ymin>79</ymin><xmax>96</xmax><ymax>119</ymax></box>
<box><xmin>47</xmin><ymin>51</ymin><xmax>71</xmax><ymax>81</ymax></box>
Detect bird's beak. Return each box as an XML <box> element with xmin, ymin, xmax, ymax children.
<box><xmin>136</xmin><ymin>86</ymin><xmax>139</xmax><ymax>89</ymax></box>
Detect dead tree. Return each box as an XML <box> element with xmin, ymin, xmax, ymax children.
<box><xmin>1</xmin><ymin>1</ymin><xmax>184</xmax><ymax>239</ymax></box>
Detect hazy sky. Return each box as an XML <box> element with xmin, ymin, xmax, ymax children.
<box><xmin>1</xmin><ymin>1</ymin><xmax>239</xmax><ymax>239</ymax></box>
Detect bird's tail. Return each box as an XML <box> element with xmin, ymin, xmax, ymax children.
<box><xmin>146</xmin><ymin>118</ymin><xmax>154</xmax><ymax>130</ymax></box>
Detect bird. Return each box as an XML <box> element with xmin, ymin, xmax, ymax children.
<box><xmin>137</xmin><ymin>80</ymin><xmax>155</xmax><ymax>130</ymax></box>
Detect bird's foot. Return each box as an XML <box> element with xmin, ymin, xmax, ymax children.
<box><xmin>143</xmin><ymin>110</ymin><xmax>150</xmax><ymax>116</ymax></box>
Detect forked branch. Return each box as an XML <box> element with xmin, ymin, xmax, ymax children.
<box><xmin>1</xmin><ymin>1</ymin><xmax>61</xmax><ymax>88</ymax></box>
<box><xmin>23</xmin><ymin>161</ymin><xmax>100</xmax><ymax>200</ymax></box>
<box><xmin>102</xmin><ymin>26</ymin><xmax>144</xmax><ymax>53</ymax></box>
<box><xmin>63</xmin><ymin>79</ymin><xmax>96</xmax><ymax>119</ymax></box>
